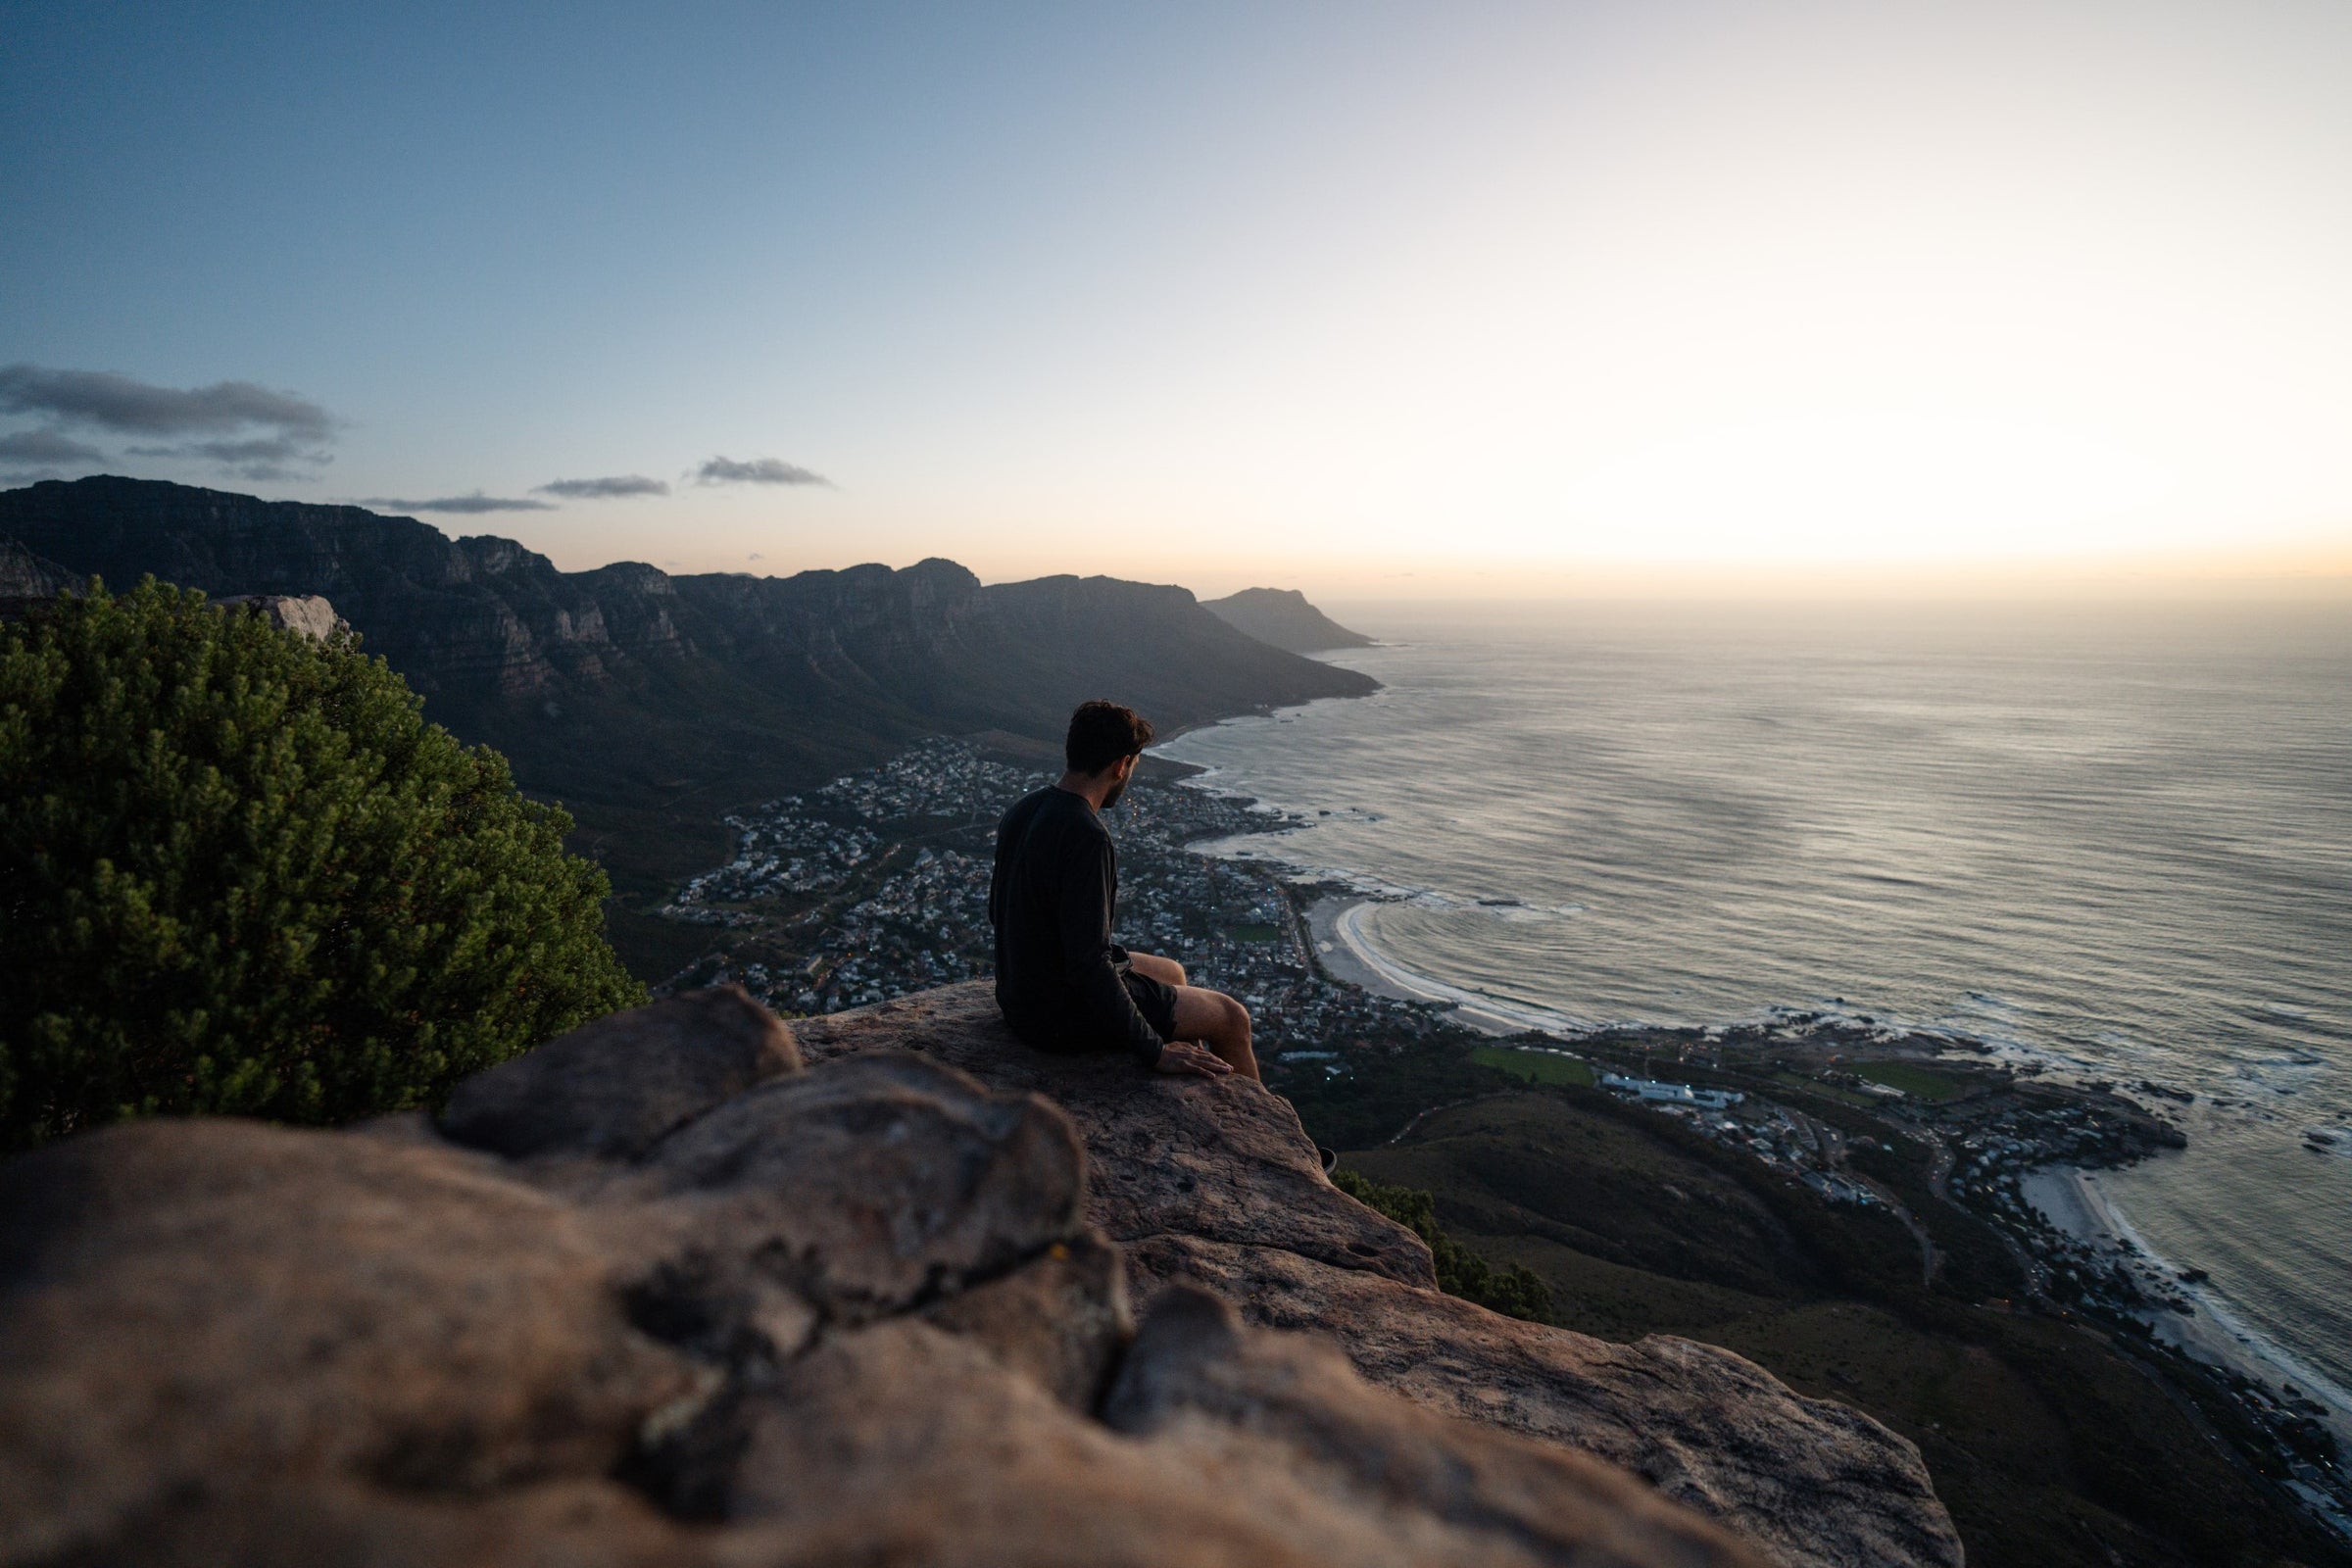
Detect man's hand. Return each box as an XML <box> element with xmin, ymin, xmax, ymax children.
<box><xmin>1153</xmin><ymin>1040</ymin><xmax>1233</xmax><ymax>1078</ymax></box>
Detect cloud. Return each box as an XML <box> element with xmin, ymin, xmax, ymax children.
<box><xmin>0</xmin><ymin>429</ymin><xmax>107</xmax><ymax>465</ymax></box>
<box><xmin>535</xmin><ymin>474</ymin><xmax>670</xmax><ymax>499</ymax></box>
<box><xmin>124</xmin><ymin>434</ymin><xmax>334</xmax><ymax>481</ymax></box>
<box><xmin>0</xmin><ymin>364</ymin><xmax>334</xmax><ymax>441</ymax></box>
<box><xmin>128</xmin><ymin>436</ymin><xmax>313</xmax><ymax>466</ymax></box>
<box><xmin>694</xmin><ymin>455</ymin><xmax>830</xmax><ymax>487</ymax></box>
<box><xmin>0</xmin><ymin>363</ymin><xmax>338</xmax><ymax>479</ymax></box>
<box><xmin>360</xmin><ymin>492</ymin><xmax>558</xmax><ymax>514</ymax></box>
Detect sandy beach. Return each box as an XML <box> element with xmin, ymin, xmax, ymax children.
<box><xmin>1307</xmin><ymin>895</ymin><xmax>1535</xmax><ymax>1036</ymax></box>
<box><xmin>2023</xmin><ymin>1165</ymin><xmax>2352</xmax><ymax>1453</ymax></box>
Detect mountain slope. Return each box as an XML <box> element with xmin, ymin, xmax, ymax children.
<box><xmin>1203</xmin><ymin>586</ymin><xmax>1375</xmax><ymax>653</ymax></box>
<box><xmin>0</xmin><ymin>533</ymin><xmax>78</xmax><ymax>609</ymax></box>
<box><xmin>0</xmin><ymin>477</ymin><xmax>1376</xmax><ymax>898</ymax></box>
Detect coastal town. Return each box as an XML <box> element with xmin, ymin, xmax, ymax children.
<box><xmin>654</xmin><ymin>735</ymin><xmax>1460</xmax><ymax>1060</ymax></box>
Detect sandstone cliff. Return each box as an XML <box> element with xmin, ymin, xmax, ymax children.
<box><xmin>0</xmin><ymin>984</ymin><xmax>1959</xmax><ymax>1568</ymax></box>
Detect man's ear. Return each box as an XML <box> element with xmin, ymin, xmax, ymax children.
<box><xmin>1116</xmin><ymin>754</ymin><xmax>1140</xmax><ymax>780</ymax></box>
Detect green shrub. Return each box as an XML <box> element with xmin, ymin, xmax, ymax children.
<box><xmin>0</xmin><ymin>580</ymin><xmax>645</xmax><ymax>1148</ymax></box>
<box><xmin>1332</xmin><ymin>1166</ymin><xmax>1554</xmax><ymax>1324</ymax></box>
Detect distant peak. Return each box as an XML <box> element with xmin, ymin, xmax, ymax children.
<box><xmin>1202</xmin><ymin>586</ymin><xmax>1374</xmax><ymax>654</ymax></box>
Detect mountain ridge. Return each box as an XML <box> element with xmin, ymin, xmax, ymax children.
<box><xmin>0</xmin><ymin>477</ymin><xmax>1376</xmax><ymax>902</ymax></box>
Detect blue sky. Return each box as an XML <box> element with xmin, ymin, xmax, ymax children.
<box><xmin>6</xmin><ymin>2</ymin><xmax>2350</xmax><ymax>594</ymax></box>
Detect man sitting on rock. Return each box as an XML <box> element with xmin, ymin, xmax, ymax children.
<box><xmin>990</xmin><ymin>699</ymin><xmax>1259</xmax><ymax>1081</ymax></box>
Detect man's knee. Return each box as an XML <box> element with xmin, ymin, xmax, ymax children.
<box><xmin>1133</xmin><ymin>952</ymin><xmax>1187</xmax><ymax>988</ymax></box>
<box><xmin>1221</xmin><ymin>993</ymin><xmax>1250</xmax><ymax>1036</ymax></box>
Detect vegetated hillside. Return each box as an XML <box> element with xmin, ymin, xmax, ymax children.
<box><xmin>1338</xmin><ymin>1088</ymin><xmax>2350</xmax><ymax>1568</ymax></box>
<box><xmin>1203</xmin><ymin>586</ymin><xmax>1375</xmax><ymax>653</ymax></box>
<box><xmin>0</xmin><ymin>478</ymin><xmax>1376</xmax><ymax>906</ymax></box>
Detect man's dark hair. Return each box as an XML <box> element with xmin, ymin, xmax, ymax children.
<box><xmin>1066</xmin><ymin>699</ymin><xmax>1155</xmax><ymax>774</ymax></box>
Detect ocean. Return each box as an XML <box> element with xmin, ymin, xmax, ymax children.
<box><xmin>1155</xmin><ymin>599</ymin><xmax>2352</xmax><ymax>1422</ymax></box>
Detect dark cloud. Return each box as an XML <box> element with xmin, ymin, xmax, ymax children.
<box><xmin>360</xmin><ymin>492</ymin><xmax>559</xmax><ymax>514</ymax></box>
<box><xmin>694</xmin><ymin>455</ymin><xmax>830</xmax><ymax>487</ymax></box>
<box><xmin>0</xmin><ymin>364</ymin><xmax>334</xmax><ymax>441</ymax></box>
<box><xmin>128</xmin><ymin>436</ymin><xmax>313</xmax><ymax>465</ymax></box>
<box><xmin>0</xmin><ymin>364</ymin><xmax>338</xmax><ymax>480</ymax></box>
<box><xmin>0</xmin><ymin>429</ymin><xmax>107</xmax><ymax>465</ymax></box>
<box><xmin>535</xmin><ymin>474</ymin><xmax>670</xmax><ymax>499</ymax></box>
<box><xmin>123</xmin><ymin>435</ymin><xmax>333</xmax><ymax>482</ymax></box>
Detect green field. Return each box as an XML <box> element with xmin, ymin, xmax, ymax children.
<box><xmin>1852</xmin><ymin>1060</ymin><xmax>1969</xmax><ymax>1102</ymax></box>
<box><xmin>1470</xmin><ymin>1046</ymin><xmax>1594</xmax><ymax>1087</ymax></box>
<box><xmin>1771</xmin><ymin>1070</ymin><xmax>1882</xmax><ymax>1109</ymax></box>
<box><xmin>1227</xmin><ymin>921</ymin><xmax>1282</xmax><ymax>943</ymax></box>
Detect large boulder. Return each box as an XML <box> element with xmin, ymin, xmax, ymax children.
<box><xmin>0</xmin><ymin>982</ymin><xmax>1955</xmax><ymax>1568</ymax></box>
<box><xmin>795</xmin><ymin>983</ymin><xmax>1963</xmax><ymax>1568</ymax></box>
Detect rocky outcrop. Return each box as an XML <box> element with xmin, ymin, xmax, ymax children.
<box><xmin>0</xmin><ymin>982</ymin><xmax>1959</xmax><ymax>1567</ymax></box>
<box><xmin>798</xmin><ymin>985</ymin><xmax>1963</xmax><ymax>1568</ymax></box>
<box><xmin>215</xmin><ymin>592</ymin><xmax>348</xmax><ymax>640</ymax></box>
<box><xmin>0</xmin><ymin>533</ymin><xmax>77</xmax><ymax>621</ymax></box>
<box><xmin>0</xmin><ymin>543</ymin><xmax>345</xmax><ymax>639</ymax></box>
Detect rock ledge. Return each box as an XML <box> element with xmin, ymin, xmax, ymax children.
<box><xmin>0</xmin><ymin>982</ymin><xmax>1960</xmax><ymax>1568</ymax></box>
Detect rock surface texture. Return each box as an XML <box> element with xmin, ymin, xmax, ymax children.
<box><xmin>800</xmin><ymin>986</ymin><xmax>1961</xmax><ymax>1568</ymax></box>
<box><xmin>0</xmin><ymin>532</ymin><xmax>77</xmax><ymax>621</ymax></box>
<box><xmin>0</xmin><ymin>983</ymin><xmax>1960</xmax><ymax>1568</ymax></box>
<box><xmin>213</xmin><ymin>592</ymin><xmax>349</xmax><ymax>640</ymax></box>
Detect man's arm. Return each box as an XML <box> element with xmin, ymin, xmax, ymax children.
<box><xmin>1056</xmin><ymin>834</ymin><xmax>1165</xmax><ymax>1067</ymax></box>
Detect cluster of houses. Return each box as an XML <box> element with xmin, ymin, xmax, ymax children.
<box><xmin>1588</xmin><ymin>1068</ymin><xmax>1883</xmax><ymax>1205</ymax></box>
<box><xmin>654</xmin><ymin>737</ymin><xmax>1463</xmax><ymax>1055</ymax></box>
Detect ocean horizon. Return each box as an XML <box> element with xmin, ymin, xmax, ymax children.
<box><xmin>1154</xmin><ymin>597</ymin><xmax>2352</xmax><ymax>1433</ymax></box>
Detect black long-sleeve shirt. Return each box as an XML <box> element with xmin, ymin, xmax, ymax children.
<box><xmin>988</xmin><ymin>784</ymin><xmax>1163</xmax><ymax>1065</ymax></box>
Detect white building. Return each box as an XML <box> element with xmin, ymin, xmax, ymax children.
<box><xmin>1599</xmin><ymin>1073</ymin><xmax>1744</xmax><ymax>1111</ymax></box>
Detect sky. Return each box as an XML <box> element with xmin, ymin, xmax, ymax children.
<box><xmin>4</xmin><ymin>1</ymin><xmax>2349</xmax><ymax>598</ymax></box>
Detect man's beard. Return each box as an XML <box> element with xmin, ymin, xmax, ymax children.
<box><xmin>1101</xmin><ymin>776</ymin><xmax>1128</xmax><ymax>809</ymax></box>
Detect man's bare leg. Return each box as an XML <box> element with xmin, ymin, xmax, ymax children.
<box><xmin>1127</xmin><ymin>952</ymin><xmax>1258</xmax><ymax>1081</ymax></box>
<box><xmin>1125</xmin><ymin>952</ymin><xmax>1187</xmax><ymax>988</ymax></box>
<box><xmin>1169</xmin><ymin>984</ymin><xmax>1259</xmax><ymax>1082</ymax></box>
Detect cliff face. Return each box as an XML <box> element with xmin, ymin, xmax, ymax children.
<box><xmin>0</xmin><ymin>479</ymin><xmax>1376</xmax><ymax>892</ymax></box>
<box><xmin>0</xmin><ymin>982</ymin><xmax>1959</xmax><ymax>1568</ymax></box>
<box><xmin>0</xmin><ymin>534</ymin><xmax>78</xmax><ymax>618</ymax></box>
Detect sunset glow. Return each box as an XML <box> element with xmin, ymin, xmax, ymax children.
<box><xmin>4</xmin><ymin>1</ymin><xmax>2348</xmax><ymax>594</ymax></box>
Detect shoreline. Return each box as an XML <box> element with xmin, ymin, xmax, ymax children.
<box><xmin>2022</xmin><ymin>1164</ymin><xmax>2352</xmax><ymax>1454</ymax></box>
<box><xmin>1306</xmin><ymin>895</ymin><xmax>1581</xmax><ymax>1037</ymax></box>
<box><xmin>1314</xmin><ymin>881</ymin><xmax>2352</xmax><ymax>1465</ymax></box>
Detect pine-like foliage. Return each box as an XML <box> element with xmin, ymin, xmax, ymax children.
<box><xmin>1332</xmin><ymin>1166</ymin><xmax>1556</xmax><ymax>1325</ymax></box>
<box><xmin>0</xmin><ymin>580</ymin><xmax>645</xmax><ymax>1149</ymax></box>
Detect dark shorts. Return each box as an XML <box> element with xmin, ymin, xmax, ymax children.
<box><xmin>1117</xmin><ymin>967</ymin><xmax>1181</xmax><ymax>1045</ymax></box>
<box><xmin>1006</xmin><ymin>950</ymin><xmax>1180</xmax><ymax>1056</ymax></box>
